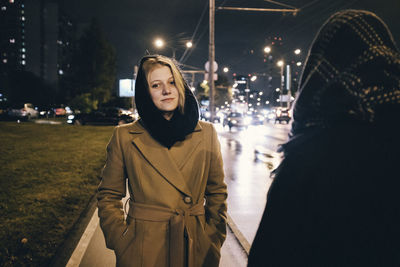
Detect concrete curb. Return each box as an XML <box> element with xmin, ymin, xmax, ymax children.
<box><xmin>227</xmin><ymin>213</ymin><xmax>250</xmax><ymax>255</ymax></box>
<box><xmin>66</xmin><ymin>208</ymin><xmax>99</xmax><ymax>267</ymax></box>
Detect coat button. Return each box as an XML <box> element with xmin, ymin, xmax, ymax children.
<box><xmin>184</xmin><ymin>196</ymin><xmax>192</xmax><ymax>204</ymax></box>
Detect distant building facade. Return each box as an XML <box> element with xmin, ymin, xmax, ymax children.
<box><xmin>1</xmin><ymin>0</ymin><xmax>76</xmax><ymax>103</ymax></box>
<box><xmin>0</xmin><ymin>0</ymin><xmax>26</xmax><ymax>75</ymax></box>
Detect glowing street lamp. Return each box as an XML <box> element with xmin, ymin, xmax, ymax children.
<box><xmin>250</xmin><ymin>75</ymin><xmax>257</xmax><ymax>82</ymax></box>
<box><xmin>264</xmin><ymin>46</ymin><xmax>271</xmax><ymax>53</ymax></box>
<box><xmin>223</xmin><ymin>67</ymin><xmax>229</xmax><ymax>73</ymax></box>
<box><xmin>154</xmin><ymin>38</ymin><xmax>164</xmax><ymax>48</ymax></box>
<box><xmin>186</xmin><ymin>41</ymin><xmax>193</xmax><ymax>48</ymax></box>
<box><xmin>294</xmin><ymin>48</ymin><xmax>301</xmax><ymax>55</ymax></box>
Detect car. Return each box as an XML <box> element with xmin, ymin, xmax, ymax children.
<box><xmin>250</xmin><ymin>112</ymin><xmax>265</xmax><ymax>125</ymax></box>
<box><xmin>200</xmin><ymin>109</ymin><xmax>220</xmax><ymax>123</ymax></box>
<box><xmin>67</xmin><ymin>107</ymin><xmax>135</xmax><ymax>125</ymax></box>
<box><xmin>223</xmin><ymin>112</ymin><xmax>250</xmax><ymax>131</ymax></box>
<box><xmin>275</xmin><ymin>108</ymin><xmax>291</xmax><ymax>124</ymax></box>
<box><xmin>8</xmin><ymin>103</ymin><xmax>39</xmax><ymax>120</ymax></box>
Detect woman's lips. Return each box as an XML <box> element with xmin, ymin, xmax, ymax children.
<box><xmin>162</xmin><ymin>98</ymin><xmax>174</xmax><ymax>102</ymax></box>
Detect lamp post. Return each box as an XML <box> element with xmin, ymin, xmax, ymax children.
<box><xmin>153</xmin><ymin>38</ymin><xmax>192</xmax><ymax>59</ymax></box>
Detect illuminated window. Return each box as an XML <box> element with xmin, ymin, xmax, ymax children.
<box><xmin>22</xmin><ymin>54</ymin><xmax>25</xmax><ymax>59</ymax></box>
<box><xmin>3</xmin><ymin>59</ymin><xmax>7</xmax><ymax>64</ymax></box>
<box><xmin>21</xmin><ymin>48</ymin><xmax>26</xmax><ymax>52</ymax></box>
<box><xmin>21</xmin><ymin>16</ymin><xmax>25</xmax><ymax>21</ymax></box>
<box><xmin>1</xmin><ymin>6</ymin><xmax>6</xmax><ymax>11</ymax></box>
<box><xmin>59</xmin><ymin>69</ymin><xmax>64</xmax><ymax>75</ymax></box>
<box><xmin>21</xmin><ymin>10</ymin><xmax>24</xmax><ymax>14</ymax></box>
<box><xmin>9</xmin><ymin>39</ymin><xmax>15</xmax><ymax>43</ymax></box>
<box><xmin>21</xmin><ymin>60</ymin><xmax>26</xmax><ymax>65</ymax></box>
<box><xmin>9</xmin><ymin>0</ymin><xmax>14</xmax><ymax>3</ymax></box>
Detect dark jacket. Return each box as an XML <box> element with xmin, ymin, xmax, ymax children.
<box><xmin>248</xmin><ymin>126</ymin><xmax>400</xmax><ymax>267</ymax></box>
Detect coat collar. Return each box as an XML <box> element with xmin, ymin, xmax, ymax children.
<box><xmin>128</xmin><ymin>121</ymin><xmax>202</xmax><ymax>196</ymax></box>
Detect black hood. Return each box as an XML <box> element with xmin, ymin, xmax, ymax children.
<box><xmin>134</xmin><ymin>55</ymin><xmax>199</xmax><ymax>148</ymax></box>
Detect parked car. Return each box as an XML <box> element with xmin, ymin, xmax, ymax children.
<box><xmin>275</xmin><ymin>108</ymin><xmax>291</xmax><ymax>124</ymax></box>
<box><xmin>67</xmin><ymin>107</ymin><xmax>135</xmax><ymax>125</ymax></box>
<box><xmin>223</xmin><ymin>112</ymin><xmax>250</xmax><ymax>131</ymax></box>
<box><xmin>8</xmin><ymin>103</ymin><xmax>39</xmax><ymax>120</ymax></box>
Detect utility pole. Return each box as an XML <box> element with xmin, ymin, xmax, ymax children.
<box><xmin>209</xmin><ymin>0</ymin><xmax>215</xmax><ymax>122</ymax></box>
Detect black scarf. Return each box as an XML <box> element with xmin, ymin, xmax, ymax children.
<box><xmin>134</xmin><ymin>55</ymin><xmax>199</xmax><ymax>149</ymax></box>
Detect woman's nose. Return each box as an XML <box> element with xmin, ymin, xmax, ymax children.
<box><xmin>162</xmin><ymin>83</ymin><xmax>172</xmax><ymax>95</ymax></box>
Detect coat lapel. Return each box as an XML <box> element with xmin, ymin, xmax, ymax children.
<box><xmin>128</xmin><ymin>122</ymin><xmax>202</xmax><ymax>197</ymax></box>
<box><xmin>169</xmin><ymin>123</ymin><xmax>202</xmax><ymax>170</ymax></box>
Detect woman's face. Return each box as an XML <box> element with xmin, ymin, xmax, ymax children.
<box><xmin>148</xmin><ymin>65</ymin><xmax>179</xmax><ymax>120</ymax></box>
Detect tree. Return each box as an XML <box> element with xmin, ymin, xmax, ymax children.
<box><xmin>194</xmin><ymin>74</ymin><xmax>232</xmax><ymax>108</ymax></box>
<box><xmin>68</xmin><ymin>19</ymin><xmax>116</xmax><ymax>112</ymax></box>
<box><xmin>1</xmin><ymin>70</ymin><xmax>53</xmax><ymax>105</ymax></box>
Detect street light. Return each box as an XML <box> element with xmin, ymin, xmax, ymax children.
<box><xmin>154</xmin><ymin>37</ymin><xmax>192</xmax><ymax>59</ymax></box>
<box><xmin>264</xmin><ymin>46</ymin><xmax>271</xmax><ymax>53</ymax></box>
<box><xmin>294</xmin><ymin>48</ymin><xmax>301</xmax><ymax>55</ymax></box>
<box><xmin>223</xmin><ymin>67</ymin><xmax>229</xmax><ymax>73</ymax></box>
<box><xmin>154</xmin><ymin>38</ymin><xmax>164</xmax><ymax>48</ymax></box>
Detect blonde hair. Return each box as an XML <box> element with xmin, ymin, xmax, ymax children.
<box><xmin>142</xmin><ymin>55</ymin><xmax>186</xmax><ymax>113</ymax></box>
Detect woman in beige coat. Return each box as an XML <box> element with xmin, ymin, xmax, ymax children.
<box><xmin>97</xmin><ymin>55</ymin><xmax>227</xmax><ymax>267</ymax></box>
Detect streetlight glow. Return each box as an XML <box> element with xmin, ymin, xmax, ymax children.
<box><xmin>223</xmin><ymin>67</ymin><xmax>229</xmax><ymax>73</ymax></box>
<box><xmin>277</xmin><ymin>60</ymin><xmax>284</xmax><ymax>67</ymax></box>
<box><xmin>264</xmin><ymin>46</ymin><xmax>271</xmax><ymax>53</ymax></box>
<box><xmin>186</xmin><ymin>41</ymin><xmax>193</xmax><ymax>48</ymax></box>
<box><xmin>250</xmin><ymin>75</ymin><xmax>257</xmax><ymax>81</ymax></box>
<box><xmin>296</xmin><ymin>61</ymin><xmax>302</xmax><ymax>66</ymax></box>
<box><xmin>154</xmin><ymin>38</ymin><xmax>164</xmax><ymax>48</ymax></box>
<box><xmin>294</xmin><ymin>49</ymin><xmax>301</xmax><ymax>55</ymax></box>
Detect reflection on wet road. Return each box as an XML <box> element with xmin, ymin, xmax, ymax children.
<box><xmin>214</xmin><ymin>123</ymin><xmax>290</xmax><ymax>245</ymax></box>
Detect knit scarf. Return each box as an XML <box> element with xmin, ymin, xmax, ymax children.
<box><xmin>134</xmin><ymin>56</ymin><xmax>199</xmax><ymax>149</ymax></box>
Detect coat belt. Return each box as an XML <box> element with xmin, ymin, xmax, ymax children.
<box><xmin>127</xmin><ymin>200</ymin><xmax>205</xmax><ymax>267</ymax></box>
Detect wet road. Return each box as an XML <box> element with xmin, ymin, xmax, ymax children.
<box><xmin>215</xmin><ymin>122</ymin><xmax>291</xmax><ymax>245</ymax></box>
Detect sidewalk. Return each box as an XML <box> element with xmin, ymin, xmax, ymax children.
<box><xmin>67</xmin><ymin>208</ymin><xmax>248</xmax><ymax>267</ymax></box>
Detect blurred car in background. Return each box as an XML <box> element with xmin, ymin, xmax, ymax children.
<box><xmin>67</xmin><ymin>107</ymin><xmax>135</xmax><ymax>125</ymax></box>
<box><xmin>200</xmin><ymin>109</ymin><xmax>221</xmax><ymax>123</ymax></box>
<box><xmin>250</xmin><ymin>111</ymin><xmax>265</xmax><ymax>125</ymax></box>
<box><xmin>223</xmin><ymin>112</ymin><xmax>250</xmax><ymax>131</ymax></box>
<box><xmin>275</xmin><ymin>108</ymin><xmax>291</xmax><ymax>124</ymax></box>
<box><xmin>8</xmin><ymin>103</ymin><xmax>39</xmax><ymax>120</ymax></box>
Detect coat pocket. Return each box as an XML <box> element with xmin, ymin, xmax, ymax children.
<box><xmin>114</xmin><ymin>217</ymin><xmax>136</xmax><ymax>259</ymax></box>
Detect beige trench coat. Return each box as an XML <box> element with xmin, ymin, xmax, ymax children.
<box><xmin>97</xmin><ymin>120</ymin><xmax>227</xmax><ymax>267</ymax></box>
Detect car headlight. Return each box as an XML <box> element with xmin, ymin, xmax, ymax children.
<box><xmin>68</xmin><ymin>115</ymin><xmax>75</xmax><ymax>120</ymax></box>
<box><xmin>244</xmin><ymin>117</ymin><xmax>252</xmax><ymax>125</ymax></box>
<box><xmin>231</xmin><ymin>120</ymin><xmax>237</xmax><ymax>124</ymax></box>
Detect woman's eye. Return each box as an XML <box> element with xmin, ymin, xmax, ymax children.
<box><xmin>151</xmin><ymin>84</ymin><xmax>159</xmax><ymax>88</ymax></box>
<box><xmin>170</xmin><ymin>81</ymin><xmax>175</xmax><ymax>85</ymax></box>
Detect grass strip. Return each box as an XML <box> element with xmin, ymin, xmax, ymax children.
<box><xmin>0</xmin><ymin>122</ymin><xmax>114</xmax><ymax>266</ymax></box>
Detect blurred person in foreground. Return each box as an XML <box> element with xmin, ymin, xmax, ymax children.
<box><xmin>97</xmin><ymin>55</ymin><xmax>227</xmax><ymax>267</ymax></box>
<box><xmin>248</xmin><ymin>9</ymin><xmax>400</xmax><ymax>267</ymax></box>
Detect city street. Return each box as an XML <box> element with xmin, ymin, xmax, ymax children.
<box><xmin>68</xmin><ymin>121</ymin><xmax>291</xmax><ymax>267</ymax></box>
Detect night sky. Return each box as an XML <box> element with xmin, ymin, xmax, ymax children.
<box><xmin>63</xmin><ymin>0</ymin><xmax>400</xmax><ymax>87</ymax></box>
